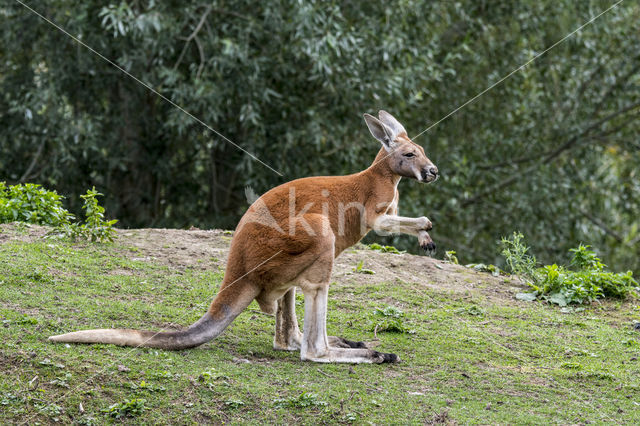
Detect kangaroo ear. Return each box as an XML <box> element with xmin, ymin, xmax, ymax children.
<box><xmin>363</xmin><ymin>113</ymin><xmax>396</xmax><ymax>151</ymax></box>
<box><xmin>378</xmin><ymin>110</ymin><xmax>407</xmax><ymax>137</ymax></box>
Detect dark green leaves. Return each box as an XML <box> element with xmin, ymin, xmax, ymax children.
<box><xmin>0</xmin><ymin>182</ymin><xmax>74</xmax><ymax>226</ymax></box>
<box><xmin>503</xmin><ymin>232</ymin><xmax>638</xmax><ymax>306</ymax></box>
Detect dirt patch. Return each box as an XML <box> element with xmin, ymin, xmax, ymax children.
<box><xmin>0</xmin><ymin>223</ymin><xmax>527</xmax><ymax>304</ymax></box>
<box><xmin>0</xmin><ymin>222</ymin><xmax>50</xmax><ymax>243</ymax></box>
<box><xmin>108</xmin><ymin>267</ymin><xmax>135</xmax><ymax>276</ymax></box>
<box><xmin>117</xmin><ymin>228</ymin><xmax>231</xmax><ymax>271</ymax></box>
<box><xmin>334</xmin><ymin>247</ymin><xmax>527</xmax><ymax>303</ymax></box>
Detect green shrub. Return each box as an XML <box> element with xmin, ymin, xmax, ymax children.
<box><xmin>0</xmin><ymin>182</ymin><xmax>117</xmax><ymax>242</ymax></box>
<box><xmin>597</xmin><ymin>271</ymin><xmax>638</xmax><ymax>299</ymax></box>
<box><xmin>569</xmin><ymin>244</ymin><xmax>606</xmax><ymax>271</ymax></box>
<box><xmin>54</xmin><ymin>187</ymin><xmax>118</xmax><ymax>242</ymax></box>
<box><xmin>534</xmin><ymin>264</ymin><xmax>604</xmax><ymax>306</ymax></box>
<box><xmin>499</xmin><ymin>231</ymin><xmax>537</xmax><ymax>283</ymax></box>
<box><xmin>502</xmin><ymin>233</ymin><xmax>638</xmax><ymax>306</ymax></box>
<box><xmin>0</xmin><ymin>182</ymin><xmax>74</xmax><ymax>226</ymax></box>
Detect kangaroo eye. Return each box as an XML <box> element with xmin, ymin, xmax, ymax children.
<box><xmin>403</xmin><ymin>152</ymin><xmax>415</xmax><ymax>158</ymax></box>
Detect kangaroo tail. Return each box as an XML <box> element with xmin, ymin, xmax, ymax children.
<box><xmin>48</xmin><ymin>281</ymin><xmax>259</xmax><ymax>350</ymax></box>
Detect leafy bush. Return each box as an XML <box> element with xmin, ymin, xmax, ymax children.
<box><xmin>370</xmin><ymin>306</ymin><xmax>414</xmax><ymax>334</ymax></box>
<box><xmin>0</xmin><ymin>183</ymin><xmax>117</xmax><ymax>242</ymax></box>
<box><xmin>500</xmin><ymin>232</ymin><xmax>537</xmax><ymax>283</ymax></box>
<box><xmin>533</xmin><ymin>263</ymin><xmax>637</xmax><ymax>306</ymax></box>
<box><xmin>502</xmin><ymin>234</ymin><xmax>638</xmax><ymax>306</ymax></box>
<box><xmin>570</xmin><ymin>244</ymin><xmax>606</xmax><ymax>271</ymax></box>
<box><xmin>535</xmin><ymin>264</ymin><xmax>603</xmax><ymax>306</ymax></box>
<box><xmin>0</xmin><ymin>182</ymin><xmax>73</xmax><ymax>226</ymax></box>
<box><xmin>54</xmin><ymin>188</ymin><xmax>118</xmax><ymax>242</ymax></box>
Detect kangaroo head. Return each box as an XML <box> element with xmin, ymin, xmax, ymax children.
<box><xmin>363</xmin><ymin>110</ymin><xmax>438</xmax><ymax>183</ymax></box>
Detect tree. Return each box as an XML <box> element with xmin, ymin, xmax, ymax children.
<box><xmin>1</xmin><ymin>0</ymin><xmax>638</xmax><ymax>271</ymax></box>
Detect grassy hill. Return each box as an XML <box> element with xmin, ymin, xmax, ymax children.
<box><xmin>1</xmin><ymin>223</ymin><xmax>639</xmax><ymax>424</ymax></box>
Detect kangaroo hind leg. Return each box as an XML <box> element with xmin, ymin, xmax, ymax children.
<box><xmin>300</xmin><ymin>285</ymin><xmax>398</xmax><ymax>363</ymax></box>
<box><xmin>273</xmin><ymin>288</ymin><xmax>303</xmax><ymax>351</ymax></box>
<box><xmin>293</xmin><ymin>216</ymin><xmax>397</xmax><ymax>363</ymax></box>
<box><xmin>273</xmin><ymin>287</ymin><xmax>366</xmax><ymax>351</ymax></box>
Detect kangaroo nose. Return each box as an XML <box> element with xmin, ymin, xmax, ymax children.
<box><xmin>429</xmin><ymin>166</ymin><xmax>438</xmax><ymax>176</ymax></box>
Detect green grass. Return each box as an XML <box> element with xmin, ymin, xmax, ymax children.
<box><xmin>1</xmin><ymin>229</ymin><xmax>640</xmax><ymax>424</ymax></box>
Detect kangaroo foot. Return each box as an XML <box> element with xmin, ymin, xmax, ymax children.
<box><xmin>328</xmin><ymin>336</ymin><xmax>368</xmax><ymax>349</ymax></box>
<box><xmin>302</xmin><ymin>347</ymin><xmax>400</xmax><ymax>364</ymax></box>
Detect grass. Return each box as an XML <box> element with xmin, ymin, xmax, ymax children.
<box><xmin>1</xmin><ymin>226</ymin><xmax>640</xmax><ymax>424</ymax></box>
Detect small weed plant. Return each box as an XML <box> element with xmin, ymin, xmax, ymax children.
<box><xmin>273</xmin><ymin>392</ymin><xmax>327</xmax><ymax>409</ymax></box>
<box><xmin>368</xmin><ymin>243</ymin><xmax>404</xmax><ymax>254</ymax></box>
<box><xmin>500</xmin><ymin>233</ymin><xmax>638</xmax><ymax>306</ymax></box>
<box><xmin>54</xmin><ymin>187</ymin><xmax>118</xmax><ymax>242</ymax></box>
<box><xmin>353</xmin><ymin>260</ymin><xmax>375</xmax><ymax>274</ymax></box>
<box><xmin>0</xmin><ymin>182</ymin><xmax>117</xmax><ymax>242</ymax></box>
<box><xmin>102</xmin><ymin>398</ymin><xmax>146</xmax><ymax>418</ymax></box>
<box><xmin>198</xmin><ymin>368</ymin><xmax>231</xmax><ymax>388</ymax></box>
<box><xmin>444</xmin><ymin>250</ymin><xmax>459</xmax><ymax>264</ymax></box>
<box><xmin>466</xmin><ymin>263</ymin><xmax>502</xmax><ymax>277</ymax></box>
<box><xmin>224</xmin><ymin>399</ymin><xmax>245</xmax><ymax>409</ymax></box>
<box><xmin>370</xmin><ymin>306</ymin><xmax>414</xmax><ymax>334</ymax></box>
<box><xmin>34</xmin><ymin>402</ymin><xmax>64</xmax><ymax>419</ymax></box>
<box><xmin>125</xmin><ymin>380</ymin><xmax>166</xmax><ymax>392</ymax></box>
<box><xmin>500</xmin><ymin>231</ymin><xmax>537</xmax><ymax>283</ymax></box>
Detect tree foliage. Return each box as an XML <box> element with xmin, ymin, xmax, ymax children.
<box><xmin>1</xmin><ymin>0</ymin><xmax>638</xmax><ymax>271</ymax></box>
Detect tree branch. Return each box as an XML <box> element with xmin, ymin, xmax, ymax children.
<box><xmin>591</xmin><ymin>56</ymin><xmax>640</xmax><ymax>117</ymax></box>
<box><xmin>578</xmin><ymin>208</ymin><xmax>624</xmax><ymax>243</ymax></box>
<box><xmin>210</xmin><ymin>8</ymin><xmax>251</xmax><ymax>21</ymax></box>
<box><xmin>173</xmin><ymin>6</ymin><xmax>252</xmax><ymax>72</ymax></box>
<box><xmin>464</xmin><ymin>101</ymin><xmax>640</xmax><ymax>206</ymax></box>
<box><xmin>194</xmin><ymin>35</ymin><xmax>206</xmax><ymax>79</ymax></box>
<box><xmin>173</xmin><ymin>5</ymin><xmax>213</xmax><ymax>71</ymax></box>
<box><xmin>19</xmin><ymin>140</ymin><xmax>46</xmax><ymax>183</ymax></box>
<box><xmin>539</xmin><ymin>101</ymin><xmax>640</xmax><ymax>165</ymax></box>
<box><xmin>478</xmin><ymin>102</ymin><xmax>640</xmax><ymax>171</ymax></box>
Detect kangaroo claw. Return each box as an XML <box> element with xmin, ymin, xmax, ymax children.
<box><xmin>418</xmin><ymin>230</ymin><xmax>436</xmax><ymax>256</ymax></box>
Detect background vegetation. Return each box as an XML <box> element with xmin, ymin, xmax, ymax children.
<box><xmin>1</xmin><ymin>0</ymin><xmax>639</xmax><ymax>271</ymax></box>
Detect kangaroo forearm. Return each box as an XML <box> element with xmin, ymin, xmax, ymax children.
<box><xmin>372</xmin><ymin>214</ymin><xmax>432</xmax><ymax>236</ymax></box>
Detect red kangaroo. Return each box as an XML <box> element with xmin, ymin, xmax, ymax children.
<box><xmin>50</xmin><ymin>110</ymin><xmax>438</xmax><ymax>363</ymax></box>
